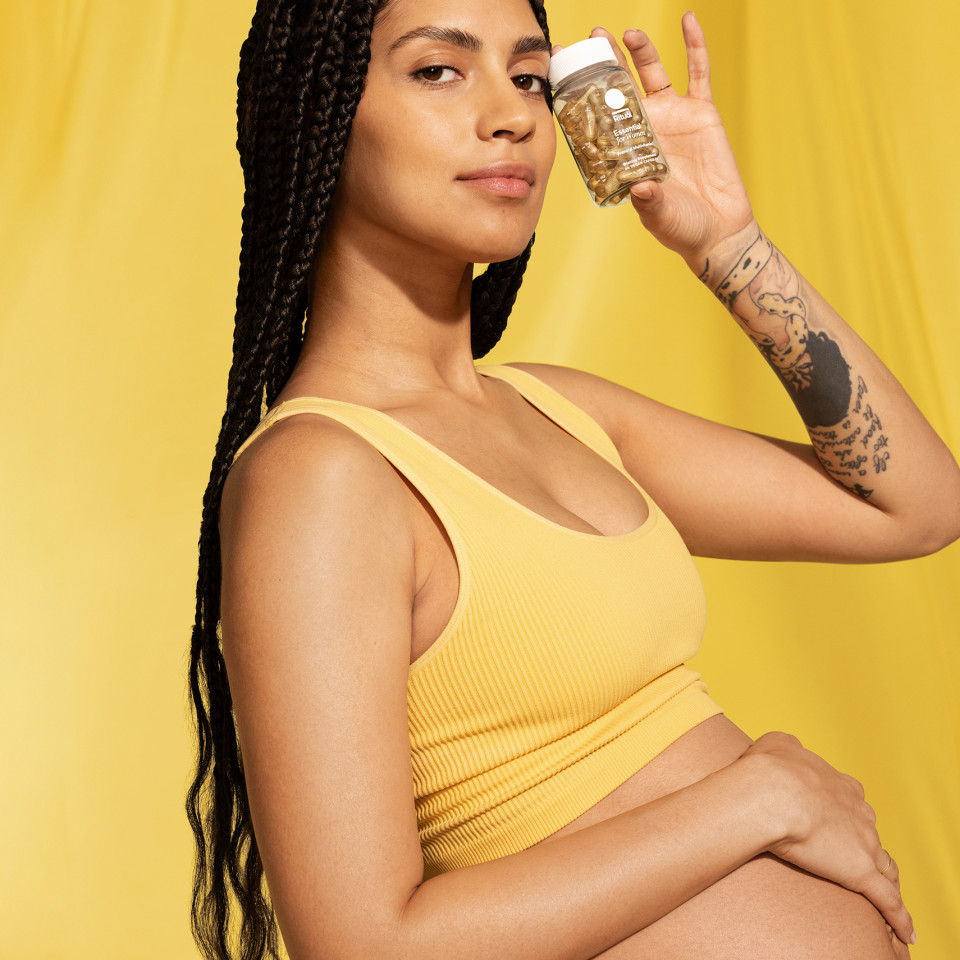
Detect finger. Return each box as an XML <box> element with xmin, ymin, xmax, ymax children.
<box><xmin>682</xmin><ymin>11</ymin><xmax>713</xmax><ymax>102</ymax></box>
<box><xmin>622</xmin><ymin>27</ymin><xmax>678</xmax><ymax>98</ymax></box>
<box><xmin>878</xmin><ymin>849</ymin><xmax>901</xmax><ymax>889</ymax></box>
<box><xmin>587</xmin><ymin>26</ymin><xmax>632</xmax><ymax>74</ymax></box>
<box><xmin>860</xmin><ymin>873</ymin><xmax>915</xmax><ymax>946</ymax></box>
<box><xmin>887</xmin><ymin>858</ymin><xmax>901</xmax><ymax>892</ymax></box>
<box><xmin>628</xmin><ymin>180</ymin><xmax>667</xmax><ymax>229</ymax></box>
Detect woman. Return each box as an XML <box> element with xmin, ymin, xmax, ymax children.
<box><xmin>187</xmin><ymin>0</ymin><xmax>960</xmax><ymax>957</ymax></box>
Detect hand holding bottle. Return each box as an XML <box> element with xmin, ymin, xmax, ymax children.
<box><xmin>585</xmin><ymin>17</ymin><xmax>758</xmax><ymax>271</ymax></box>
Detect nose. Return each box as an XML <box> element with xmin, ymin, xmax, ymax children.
<box><xmin>475</xmin><ymin>73</ymin><xmax>538</xmax><ymax>144</ymax></box>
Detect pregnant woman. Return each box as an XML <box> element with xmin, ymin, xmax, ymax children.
<box><xmin>186</xmin><ymin>1</ymin><xmax>960</xmax><ymax>957</ymax></box>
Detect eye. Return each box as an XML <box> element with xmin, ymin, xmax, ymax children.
<box><xmin>413</xmin><ymin>65</ymin><xmax>459</xmax><ymax>85</ymax></box>
<box><xmin>514</xmin><ymin>74</ymin><xmax>548</xmax><ymax>95</ymax></box>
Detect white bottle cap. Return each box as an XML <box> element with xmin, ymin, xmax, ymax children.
<box><xmin>548</xmin><ymin>36</ymin><xmax>618</xmax><ymax>89</ymax></box>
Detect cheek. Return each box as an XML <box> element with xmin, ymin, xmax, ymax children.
<box><xmin>344</xmin><ymin>94</ymin><xmax>455</xmax><ymax>203</ymax></box>
<box><xmin>541</xmin><ymin>120</ymin><xmax>558</xmax><ymax>174</ymax></box>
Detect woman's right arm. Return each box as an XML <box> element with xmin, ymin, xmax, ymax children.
<box><xmin>219</xmin><ymin>416</ymin><xmax>914</xmax><ymax>960</ymax></box>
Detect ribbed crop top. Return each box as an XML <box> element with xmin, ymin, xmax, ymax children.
<box><xmin>232</xmin><ymin>364</ymin><xmax>723</xmax><ymax>878</ymax></box>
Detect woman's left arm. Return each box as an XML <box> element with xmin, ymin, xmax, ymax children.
<box><xmin>533</xmin><ymin>16</ymin><xmax>960</xmax><ymax>562</ymax></box>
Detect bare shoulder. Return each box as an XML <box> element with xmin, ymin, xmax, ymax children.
<box><xmin>221</xmin><ymin>410</ymin><xmax>417</xmax><ymax>552</ymax></box>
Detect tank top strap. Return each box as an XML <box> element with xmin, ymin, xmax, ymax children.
<box><xmin>477</xmin><ymin>364</ymin><xmax>625</xmax><ymax>469</ymax></box>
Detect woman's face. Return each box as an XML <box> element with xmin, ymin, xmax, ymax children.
<box><xmin>332</xmin><ymin>0</ymin><xmax>556</xmax><ymax>267</ymax></box>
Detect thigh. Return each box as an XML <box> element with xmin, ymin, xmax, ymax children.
<box><xmin>594</xmin><ymin>853</ymin><xmax>910</xmax><ymax>960</ymax></box>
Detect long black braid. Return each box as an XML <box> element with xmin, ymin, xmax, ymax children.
<box><xmin>187</xmin><ymin>1</ymin><xmax>551</xmax><ymax>957</ymax></box>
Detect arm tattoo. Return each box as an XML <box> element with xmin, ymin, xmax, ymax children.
<box><xmin>707</xmin><ymin>230</ymin><xmax>891</xmax><ymax>499</ymax></box>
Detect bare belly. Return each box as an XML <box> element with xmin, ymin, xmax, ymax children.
<box><xmin>533</xmin><ymin>716</ymin><xmax>909</xmax><ymax>960</ymax></box>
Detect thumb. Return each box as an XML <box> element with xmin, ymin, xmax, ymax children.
<box><xmin>629</xmin><ymin>179</ymin><xmax>664</xmax><ymax>215</ymax></box>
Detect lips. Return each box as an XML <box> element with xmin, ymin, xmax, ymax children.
<box><xmin>457</xmin><ymin>162</ymin><xmax>535</xmax><ymax>198</ymax></box>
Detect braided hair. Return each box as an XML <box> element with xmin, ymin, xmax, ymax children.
<box><xmin>187</xmin><ymin>1</ymin><xmax>552</xmax><ymax>957</ymax></box>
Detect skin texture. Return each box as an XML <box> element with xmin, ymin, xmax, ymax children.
<box><xmin>217</xmin><ymin>2</ymin><xmax>960</xmax><ymax>958</ymax></box>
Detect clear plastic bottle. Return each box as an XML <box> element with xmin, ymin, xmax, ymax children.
<box><xmin>548</xmin><ymin>37</ymin><xmax>670</xmax><ymax>208</ymax></box>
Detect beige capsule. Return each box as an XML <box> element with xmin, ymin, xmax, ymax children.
<box><xmin>586</xmin><ymin>84</ymin><xmax>603</xmax><ymax>107</ymax></box>
<box><xmin>601</xmin><ymin>141</ymin><xmax>637</xmax><ymax>159</ymax></box>
<box><xmin>599</xmin><ymin>180</ymin><xmax>621</xmax><ymax>200</ymax></box>
<box><xmin>569</xmin><ymin>126</ymin><xmax>589</xmax><ymax>146</ymax></box>
<box><xmin>587</xmin><ymin>169</ymin><xmax>610</xmax><ymax>189</ymax></box>
<box><xmin>582</xmin><ymin>106</ymin><xmax>598</xmax><ymax>141</ymax></box>
<box><xmin>580</xmin><ymin>141</ymin><xmax>601</xmax><ymax>162</ymax></box>
<box><xmin>560</xmin><ymin>95</ymin><xmax>586</xmax><ymax>120</ymax></box>
<box><xmin>586</xmin><ymin>155</ymin><xmax>612</xmax><ymax>173</ymax></box>
<box><xmin>597</xmin><ymin>114</ymin><xmax>615</xmax><ymax>134</ymax></box>
<box><xmin>625</xmin><ymin>144</ymin><xmax>659</xmax><ymax>160</ymax></box>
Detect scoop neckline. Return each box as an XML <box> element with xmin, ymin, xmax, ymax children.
<box><xmin>263</xmin><ymin>372</ymin><xmax>657</xmax><ymax>542</ymax></box>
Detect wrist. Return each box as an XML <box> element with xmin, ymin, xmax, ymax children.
<box><xmin>686</xmin><ymin>219</ymin><xmax>764</xmax><ymax>301</ymax></box>
<box><xmin>732</xmin><ymin>746</ymin><xmax>803</xmax><ymax>851</ymax></box>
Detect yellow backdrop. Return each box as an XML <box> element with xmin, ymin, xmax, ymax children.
<box><xmin>2</xmin><ymin>1</ymin><xmax>957</xmax><ymax>957</ymax></box>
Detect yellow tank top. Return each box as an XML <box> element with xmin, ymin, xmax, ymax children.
<box><xmin>233</xmin><ymin>364</ymin><xmax>722</xmax><ymax>878</ymax></box>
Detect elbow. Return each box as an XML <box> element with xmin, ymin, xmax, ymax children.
<box><xmin>890</xmin><ymin>493</ymin><xmax>960</xmax><ymax>560</ymax></box>
<box><xmin>916</xmin><ymin>516</ymin><xmax>960</xmax><ymax>557</ymax></box>
<box><xmin>888</xmin><ymin>455</ymin><xmax>960</xmax><ymax>559</ymax></box>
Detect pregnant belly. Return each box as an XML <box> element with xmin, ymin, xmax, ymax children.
<box><xmin>532</xmin><ymin>716</ymin><xmax>909</xmax><ymax>960</ymax></box>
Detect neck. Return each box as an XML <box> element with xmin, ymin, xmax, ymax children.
<box><xmin>291</xmin><ymin>221</ymin><xmax>488</xmax><ymax>405</ymax></box>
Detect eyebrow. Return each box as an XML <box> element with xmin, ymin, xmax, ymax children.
<box><xmin>389</xmin><ymin>25</ymin><xmax>550</xmax><ymax>58</ymax></box>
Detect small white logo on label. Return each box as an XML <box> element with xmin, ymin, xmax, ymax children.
<box><xmin>612</xmin><ymin>107</ymin><xmax>633</xmax><ymax>122</ymax></box>
<box><xmin>604</xmin><ymin>88</ymin><xmax>627</xmax><ymax>109</ymax></box>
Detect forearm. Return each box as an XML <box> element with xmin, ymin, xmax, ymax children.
<box><xmin>392</xmin><ymin>758</ymin><xmax>775</xmax><ymax>960</ymax></box>
<box><xmin>695</xmin><ymin>222</ymin><xmax>960</xmax><ymax>547</ymax></box>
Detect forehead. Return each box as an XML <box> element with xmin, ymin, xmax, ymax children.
<box><xmin>374</xmin><ymin>0</ymin><xmax>545</xmax><ymax>49</ymax></box>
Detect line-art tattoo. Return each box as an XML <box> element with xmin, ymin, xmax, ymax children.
<box><xmin>708</xmin><ymin>231</ymin><xmax>892</xmax><ymax>499</ymax></box>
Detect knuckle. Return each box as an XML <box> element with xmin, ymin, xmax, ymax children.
<box><xmin>845</xmin><ymin>774</ymin><xmax>866</xmax><ymax>798</ymax></box>
<box><xmin>771</xmin><ymin>730</ymin><xmax>802</xmax><ymax>747</ymax></box>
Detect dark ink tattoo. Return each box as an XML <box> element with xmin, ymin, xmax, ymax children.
<box><xmin>697</xmin><ymin>258</ymin><xmax>710</xmax><ymax>282</ymax></box>
<box><xmin>714</xmin><ymin>231</ymin><xmax>774</xmax><ymax>309</ymax></box>
<box><xmin>773</xmin><ymin>331</ymin><xmax>853</xmax><ymax>428</ymax></box>
<box><xmin>808</xmin><ymin>375</ymin><xmax>892</xmax><ymax>498</ymax></box>
<box><xmin>711</xmin><ymin>231</ymin><xmax>894</xmax><ymax>501</ymax></box>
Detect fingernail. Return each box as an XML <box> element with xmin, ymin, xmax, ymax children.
<box><xmin>910</xmin><ymin>930</ymin><xmax>917</xmax><ymax>945</ymax></box>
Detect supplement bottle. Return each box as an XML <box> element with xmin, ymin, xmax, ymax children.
<box><xmin>548</xmin><ymin>37</ymin><xmax>670</xmax><ymax>208</ymax></box>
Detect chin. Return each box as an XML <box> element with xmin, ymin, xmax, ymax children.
<box><xmin>451</xmin><ymin>212</ymin><xmax>542</xmax><ymax>265</ymax></box>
